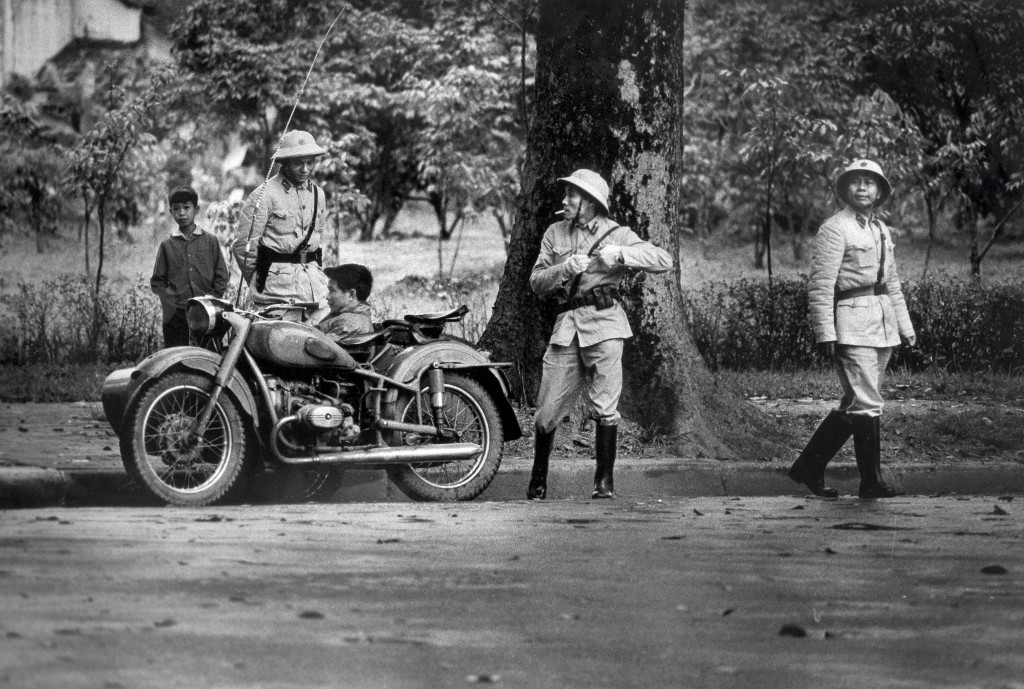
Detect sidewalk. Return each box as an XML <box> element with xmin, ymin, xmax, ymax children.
<box><xmin>2</xmin><ymin>402</ymin><xmax>1023</xmax><ymax>508</ymax></box>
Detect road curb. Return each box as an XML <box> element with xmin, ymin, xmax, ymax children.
<box><xmin>1</xmin><ymin>460</ymin><xmax>1022</xmax><ymax>508</ymax></box>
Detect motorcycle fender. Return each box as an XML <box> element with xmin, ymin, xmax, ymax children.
<box><xmin>383</xmin><ymin>342</ymin><xmax>523</xmax><ymax>441</ymax></box>
<box><xmin>102</xmin><ymin>347</ymin><xmax>260</xmax><ymax>436</ymax></box>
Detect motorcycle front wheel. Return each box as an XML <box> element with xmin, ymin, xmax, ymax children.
<box><xmin>387</xmin><ymin>373</ymin><xmax>503</xmax><ymax>501</ymax></box>
<box><xmin>122</xmin><ymin>372</ymin><xmax>252</xmax><ymax>506</ymax></box>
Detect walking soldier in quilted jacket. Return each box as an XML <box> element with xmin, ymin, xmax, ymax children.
<box><xmin>788</xmin><ymin>159</ymin><xmax>916</xmax><ymax>499</ymax></box>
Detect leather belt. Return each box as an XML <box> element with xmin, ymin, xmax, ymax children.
<box><xmin>260</xmin><ymin>247</ymin><xmax>322</xmax><ymax>265</ymax></box>
<box><xmin>835</xmin><ymin>283</ymin><xmax>888</xmax><ymax>301</ymax></box>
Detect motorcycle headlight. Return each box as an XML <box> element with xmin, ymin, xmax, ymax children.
<box><xmin>187</xmin><ymin>298</ymin><xmax>228</xmax><ymax>337</ymax></box>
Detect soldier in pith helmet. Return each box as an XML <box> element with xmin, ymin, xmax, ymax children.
<box><xmin>788</xmin><ymin>159</ymin><xmax>916</xmax><ymax>499</ymax></box>
<box><xmin>527</xmin><ymin>169</ymin><xmax>672</xmax><ymax>500</ymax></box>
<box><xmin>232</xmin><ymin>130</ymin><xmax>330</xmax><ymax>323</ymax></box>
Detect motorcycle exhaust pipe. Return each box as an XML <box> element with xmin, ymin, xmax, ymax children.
<box><xmin>270</xmin><ymin>416</ymin><xmax>482</xmax><ymax>466</ymax></box>
<box><xmin>274</xmin><ymin>443</ymin><xmax>484</xmax><ymax>467</ymax></box>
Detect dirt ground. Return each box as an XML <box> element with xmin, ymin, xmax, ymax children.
<box><xmin>752</xmin><ymin>396</ymin><xmax>1024</xmax><ymax>466</ymax></box>
<box><xmin>2</xmin><ymin>397</ymin><xmax>1023</xmax><ymax>473</ymax></box>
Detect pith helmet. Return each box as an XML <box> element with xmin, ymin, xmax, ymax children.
<box><xmin>836</xmin><ymin>159</ymin><xmax>892</xmax><ymax>206</ymax></box>
<box><xmin>275</xmin><ymin>130</ymin><xmax>327</xmax><ymax>160</ymax></box>
<box><xmin>558</xmin><ymin>169</ymin><xmax>610</xmax><ymax>214</ymax></box>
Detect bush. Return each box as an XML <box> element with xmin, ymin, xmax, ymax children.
<box><xmin>0</xmin><ymin>276</ymin><xmax>161</xmax><ymax>365</ymax></box>
<box><xmin>683</xmin><ymin>278</ymin><xmax>1024</xmax><ymax>373</ymax></box>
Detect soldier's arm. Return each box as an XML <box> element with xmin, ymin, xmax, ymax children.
<box><xmin>808</xmin><ymin>221</ymin><xmax>845</xmax><ymax>343</ymax></box>
<box><xmin>883</xmin><ymin>227</ymin><xmax>916</xmax><ymax>341</ymax></box>
<box><xmin>231</xmin><ymin>185</ymin><xmax>269</xmax><ymax>283</ymax></box>
<box><xmin>529</xmin><ymin>227</ymin><xmax>574</xmax><ymax>297</ymax></box>
<box><xmin>609</xmin><ymin>228</ymin><xmax>673</xmax><ymax>272</ymax></box>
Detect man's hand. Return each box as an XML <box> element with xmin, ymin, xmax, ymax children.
<box><xmin>817</xmin><ymin>340</ymin><xmax>836</xmax><ymax>359</ymax></box>
<box><xmin>902</xmin><ymin>335</ymin><xmax>917</xmax><ymax>347</ymax></box>
<box><xmin>563</xmin><ymin>254</ymin><xmax>590</xmax><ymax>276</ymax></box>
<box><xmin>592</xmin><ymin>245</ymin><xmax>623</xmax><ymax>268</ymax></box>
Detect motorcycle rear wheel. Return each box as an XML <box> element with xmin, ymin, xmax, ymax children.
<box><xmin>387</xmin><ymin>373</ymin><xmax>503</xmax><ymax>501</ymax></box>
<box><xmin>122</xmin><ymin>372</ymin><xmax>252</xmax><ymax>506</ymax></box>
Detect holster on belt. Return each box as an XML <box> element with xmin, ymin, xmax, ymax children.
<box><xmin>254</xmin><ymin>245</ymin><xmax>322</xmax><ymax>292</ymax></box>
<box><xmin>554</xmin><ymin>284</ymin><xmax>619</xmax><ymax>314</ymax></box>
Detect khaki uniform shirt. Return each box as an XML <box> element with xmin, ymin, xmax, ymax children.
<box><xmin>809</xmin><ymin>207</ymin><xmax>916</xmax><ymax>347</ymax></box>
<box><xmin>530</xmin><ymin>216</ymin><xmax>672</xmax><ymax>347</ymax></box>
<box><xmin>231</xmin><ymin>174</ymin><xmax>329</xmax><ymax>307</ymax></box>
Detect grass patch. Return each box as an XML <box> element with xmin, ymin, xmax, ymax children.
<box><xmin>933</xmin><ymin>410</ymin><xmax>1024</xmax><ymax>451</ymax></box>
<box><xmin>0</xmin><ymin>364</ymin><xmax>116</xmax><ymax>402</ymax></box>
<box><xmin>716</xmin><ymin>367</ymin><xmax>1024</xmax><ymax>404</ymax></box>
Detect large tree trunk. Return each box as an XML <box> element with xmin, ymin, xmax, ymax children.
<box><xmin>480</xmin><ymin>0</ymin><xmax>786</xmax><ymax>458</ymax></box>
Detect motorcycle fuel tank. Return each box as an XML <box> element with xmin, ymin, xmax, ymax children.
<box><xmin>248</xmin><ymin>321</ymin><xmax>357</xmax><ymax>370</ymax></box>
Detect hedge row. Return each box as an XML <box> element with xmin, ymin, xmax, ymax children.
<box><xmin>682</xmin><ymin>278</ymin><xmax>1024</xmax><ymax>373</ymax></box>
<box><xmin>0</xmin><ymin>276</ymin><xmax>162</xmax><ymax>365</ymax></box>
<box><xmin>3</xmin><ymin>275</ymin><xmax>1022</xmax><ymax>373</ymax></box>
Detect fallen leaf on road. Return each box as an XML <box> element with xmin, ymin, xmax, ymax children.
<box><xmin>693</xmin><ymin>509</ymin><xmax>704</xmax><ymax>516</ymax></box>
<box><xmin>778</xmin><ymin>623</ymin><xmax>807</xmax><ymax>638</ymax></box>
<box><xmin>466</xmin><ymin>674</ymin><xmax>500</xmax><ymax>683</ymax></box>
<box><xmin>298</xmin><ymin>611</ymin><xmax>325</xmax><ymax>619</ymax></box>
<box><xmin>377</xmin><ymin>538</ymin><xmax>401</xmax><ymax>544</ymax></box>
<box><xmin>154</xmin><ymin>619</ymin><xmax>177</xmax><ymax>628</ymax></box>
<box><xmin>980</xmin><ymin>565</ymin><xmax>1007</xmax><ymax>575</ymax></box>
<box><xmin>991</xmin><ymin>505</ymin><xmax>1010</xmax><ymax>515</ymax></box>
<box><xmin>829</xmin><ymin>522</ymin><xmax>910</xmax><ymax>531</ymax></box>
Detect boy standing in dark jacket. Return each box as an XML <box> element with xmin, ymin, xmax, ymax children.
<box><xmin>151</xmin><ymin>186</ymin><xmax>229</xmax><ymax>348</ymax></box>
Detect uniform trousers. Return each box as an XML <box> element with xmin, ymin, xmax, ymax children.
<box><xmin>534</xmin><ymin>336</ymin><xmax>623</xmax><ymax>433</ymax></box>
<box><xmin>833</xmin><ymin>344</ymin><xmax>893</xmax><ymax>418</ymax></box>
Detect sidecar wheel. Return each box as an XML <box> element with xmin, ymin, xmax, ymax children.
<box><xmin>123</xmin><ymin>372</ymin><xmax>253</xmax><ymax>507</ymax></box>
<box><xmin>387</xmin><ymin>373</ymin><xmax>503</xmax><ymax>501</ymax></box>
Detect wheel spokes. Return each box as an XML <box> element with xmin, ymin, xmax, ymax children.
<box><xmin>141</xmin><ymin>386</ymin><xmax>231</xmax><ymax>492</ymax></box>
<box><xmin>402</xmin><ymin>386</ymin><xmax>488</xmax><ymax>488</ymax></box>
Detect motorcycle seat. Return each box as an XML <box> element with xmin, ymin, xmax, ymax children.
<box><xmin>404</xmin><ymin>304</ymin><xmax>468</xmax><ymax>324</ymax></box>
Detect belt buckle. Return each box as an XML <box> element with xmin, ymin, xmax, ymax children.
<box><xmin>297</xmin><ymin>248</ymin><xmax>309</xmax><ymax>264</ymax></box>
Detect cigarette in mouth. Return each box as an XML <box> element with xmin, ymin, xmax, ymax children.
<box><xmin>554</xmin><ymin>210</ymin><xmax>565</xmax><ymax>216</ymax></box>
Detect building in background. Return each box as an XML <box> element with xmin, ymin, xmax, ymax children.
<box><xmin>0</xmin><ymin>0</ymin><xmax>146</xmax><ymax>90</ymax></box>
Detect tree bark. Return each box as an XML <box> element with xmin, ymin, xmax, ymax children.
<box><xmin>480</xmin><ymin>0</ymin><xmax>787</xmax><ymax>458</ymax></box>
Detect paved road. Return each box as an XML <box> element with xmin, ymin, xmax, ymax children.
<box><xmin>1</xmin><ymin>496</ymin><xmax>1022</xmax><ymax>688</ymax></box>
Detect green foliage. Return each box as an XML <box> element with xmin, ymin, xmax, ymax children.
<box><xmin>172</xmin><ymin>0</ymin><xmax>530</xmax><ymax>240</ymax></box>
<box><xmin>840</xmin><ymin>0</ymin><xmax>1024</xmax><ymax>212</ymax></box>
<box><xmin>0</xmin><ymin>95</ymin><xmax>70</xmax><ymax>247</ymax></box>
<box><xmin>64</xmin><ymin>66</ymin><xmax>176</xmax><ymax>291</ymax></box>
<box><xmin>0</xmin><ymin>277</ymin><xmax>161</xmax><ymax>365</ymax></box>
<box><xmin>683</xmin><ymin>278</ymin><xmax>1024</xmax><ymax>373</ymax></box>
<box><xmin>901</xmin><ymin>281</ymin><xmax>1024</xmax><ymax>372</ymax></box>
<box><xmin>682</xmin><ymin>278</ymin><xmax>816</xmax><ymax>370</ymax></box>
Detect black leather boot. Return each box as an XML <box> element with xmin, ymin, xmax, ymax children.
<box><xmin>592</xmin><ymin>424</ymin><xmax>617</xmax><ymax>499</ymax></box>
<box><xmin>852</xmin><ymin>415</ymin><xmax>899</xmax><ymax>499</ymax></box>
<box><xmin>787</xmin><ymin>410</ymin><xmax>851</xmax><ymax>498</ymax></box>
<box><xmin>527</xmin><ymin>427</ymin><xmax>555</xmax><ymax>500</ymax></box>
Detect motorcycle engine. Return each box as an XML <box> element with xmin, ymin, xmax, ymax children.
<box><xmin>266</xmin><ymin>376</ymin><xmax>361</xmax><ymax>446</ymax></box>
